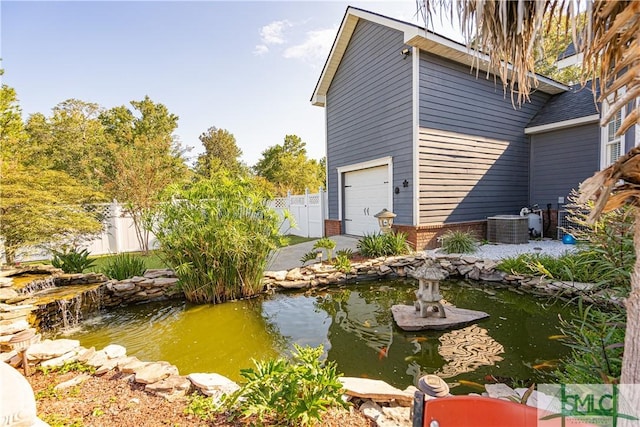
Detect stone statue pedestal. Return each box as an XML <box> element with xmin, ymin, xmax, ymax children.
<box><xmin>391</xmin><ymin>262</ymin><xmax>490</xmax><ymax>331</ymax></box>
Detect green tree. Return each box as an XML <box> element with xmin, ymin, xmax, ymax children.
<box><xmin>534</xmin><ymin>14</ymin><xmax>584</xmax><ymax>84</ymax></box>
<box><xmin>0</xmin><ymin>162</ymin><xmax>104</xmax><ymax>264</ymax></box>
<box><xmin>0</xmin><ymin>68</ymin><xmax>27</xmax><ymax>160</ymax></box>
<box><xmin>254</xmin><ymin>135</ymin><xmax>324</xmax><ymax>196</ymax></box>
<box><xmin>195</xmin><ymin>126</ymin><xmax>245</xmax><ymax>177</ymax></box>
<box><xmin>100</xmin><ymin>96</ymin><xmax>189</xmax><ymax>253</ymax></box>
<box><xmin>23</xmin><ymin>99</ymin><xmax>107</xmax><ymax>190</ymax></box>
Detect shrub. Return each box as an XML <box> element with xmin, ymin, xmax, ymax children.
<box><xmin>333</xmin><ymin>254</ymin><xmax>352</xmax><ymax>273</ymax></box>
<box><xmin>300</xmin><ymin>250</ymin><xmax>319</xmax><ymax>265</ymax></box>
<box><xmin>555</xmin><ymin>301</ymin><xmax>625</xmax><ymax>384</ymax></box>
<box><xmin>357</xmin><ymin>232</ymin><xmax>410</xmax><ymax>258</ymax></box>
<box><xmin>438</xmin><ymin>230</ymin><xmax>477</xmax><ymax>254</ymax></box>
<box><xmin>358</xmin><ymin>233</ymin><xmax>387</xmax><ymax>258</ymax></box>
<box><xmin>102</xmin><ymin>253</ymin><xmax>146</xmax><ymax>280</ymax></box>
<box><xmin>51</xmin><ymin>247</ymin><xmax>95</xmax><ymax>273</ymax></box>
<box><xmin>335</xmin><ymin>248</ymin><xmax>354</xmax><ymax>259</ymax></box>
<box><xmin>313</xmin><ymin>237</ymin><xmax>336</xmax><ymax>261</ymax></box>
<box><xmin>220</xmin><ymin>345</ymin><xmax>347</xmax><ymax>426</ymax></box>
<box><xmin>149</xmin><ymin>175</ymin><xmax>283</xmax><ymax>304</ymax></box>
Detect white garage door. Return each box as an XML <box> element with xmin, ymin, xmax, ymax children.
<box><xmin>344</xmin><ymin>165</ymin><xmax>390</xmax><ymax>236</ymax></box>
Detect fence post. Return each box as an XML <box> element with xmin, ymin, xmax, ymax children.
<box><xmin>319</xmin><ymin>187</ymin><xmax>327</xmax><ymax>237</ymax></box>
<box><xmin>108</xmin><ymin>200</ymin><xmax>123</xmax><ymax>254</ymax></box>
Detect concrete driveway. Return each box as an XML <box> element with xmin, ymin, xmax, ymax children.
<box><xmin>266</xmin><ymin>235</ymin><xmax>360</xmax><ymax>271</ymax></box>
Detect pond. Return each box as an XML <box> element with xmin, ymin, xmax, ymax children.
<box><xmin>68</xmin><ymin>279</ymin><xmax>574</xmax><ymax>393</ymax></box>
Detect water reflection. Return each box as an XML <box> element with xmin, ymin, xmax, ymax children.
<box><xmin>435</xmin><ymin>325</ymin><xmax>504</xmax><ymax>378</ymax></box>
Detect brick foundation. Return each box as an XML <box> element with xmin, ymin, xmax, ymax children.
<box><xmin>393</xmin><ymin>221</ymin><xmax>487</xmax><ymax>250</ymax></box>
<box><xmin>324</xmin><ymin>219</ymin><xmax>342</xmax><ymax>237</ymax></box>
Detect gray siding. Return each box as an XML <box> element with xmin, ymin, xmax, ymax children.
<box><xmin>529</xmin><ymin>123</ymin><xmax>600</xmax><ymax>207</ymax></box>
<box><xmin>326</xmin><ymin>20</ymin><xmax>413</xmax><ymax>226</ymax></box>
<box><xmin>419</xmin><ymin>128</ymin><xmax>527</xmax><ymax>223</ymax></box>
<box><xmin>417</xmin><ymin>52</ymin><xmax>549</xmax><ymax>223</ymax></box>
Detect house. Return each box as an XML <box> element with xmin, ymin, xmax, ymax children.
<box><xmin>311</xmin><ymin>7</ymin><xmax>638</xmax><ymax>249</ymax></box>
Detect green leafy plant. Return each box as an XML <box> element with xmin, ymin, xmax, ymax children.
<box><xmin>184</xmin><ymin>392</ymin><xmax>218</xmax><ymax>421</ymax></box>
<box><xmin>300</xmin><ymin>250</ymin><xmax>320</xmax><ymax>265</ymax></box>
<box><xmin>38</xmin><ymin>360</ymin><xmax>95</xmax><ymax>376</ymax></box>
<box><xmin>102</xmin><ymin>252</ymin><xmax>146</xmax><ymax>280</ymax></box>
<box><xmin>357</xmin><ymin>232</ymin><xmax>410</xmax><ymax>258</ymax></box>
<box><xmin>150</xmin><ymin>174</ymin><xmax>285</xmax><ymax>303</ymax></box>
<box><xmin>220</xmin><ymin>345</ymin><xmax>348</xmax><ymax>426</ymax></box>
<box><xmin>51</xmin><ymin>247</ymin><xmax>96</xmax><ymax>273</ymax></box>
<box><xmin>41</xmin><ymin>414</ymin><xmax>83</xmax><ymax>427</ymax></box>
<box><xmin>335</xmin><ymin>248</ymin><xmax>354</xmax><ymax>259</ymax></box>
<box><xmin>555</xmin><ymin>301</ymin><xmax>625</xmax><ymax>384</ymax></box>
<box><xmin>313</xmin><ymin>237</ymin><xmax>337</xmax><ymax>261</ymax></box>
<box><xmin>333</xmin><ymin>254</ymin><xmax>352</xmax><ymax>273</ymax></box>
<box><xmin>438</xmin><ymin>230</ymin><xmax>477</xmax><ymax>254</ymax></box>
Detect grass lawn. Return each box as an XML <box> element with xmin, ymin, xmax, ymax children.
<box><xmin>280</xmin><ymin>235</ymin><xmax>316</xmax><ymax>247</ymax></box>
<box><xmin>88</xmin><ymin>252</ymin><xmax>168</xmax><ymax>273</ymax></box>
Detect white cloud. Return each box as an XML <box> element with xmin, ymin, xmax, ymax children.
<box><xmin>283</xmin><ymin>27</ymin><xmax>336</xmax><ymax>64</ymax></box>
<box><xmin>259</xmin><ymin>20</ymin><xmax>292</xmax><ymax>45</ymax></box>
<box><xmin>253</xmin><ymin>44</ymin><xmax>269</xmax><ymax>56</ymax></box>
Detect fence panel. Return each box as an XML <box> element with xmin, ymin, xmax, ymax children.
<box><xmin>267</xmin><ymin>189</ymin><xmax>326</xmax><ymax>238</ymax></box>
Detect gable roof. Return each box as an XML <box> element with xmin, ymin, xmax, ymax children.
<box><xmin>311</xmin><ymin>6</ymin><xmax>568</xmax><ymax>107</ymax></box>
<box><xmin>525</xmin><ymin>82</ymin><xmax>600</xmax><ymax>134</ymax></box>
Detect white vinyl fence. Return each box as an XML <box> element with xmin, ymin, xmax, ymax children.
<box><xmin>268</xmin><ymin>189</ymin><xmax>327</xmax><ymax>238</ymax></box>
<box><xmin>2</xmin><ymin>191</ymin><xmax>327</xmax><ymax>263</ymax></box>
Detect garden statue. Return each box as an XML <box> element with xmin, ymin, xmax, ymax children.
<box><xmin>410</xmin><ymin>263</ymin><xmax>447</xmax><ymax>318</ymax></box>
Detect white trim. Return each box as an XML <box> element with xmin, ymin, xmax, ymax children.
<box><xmin>600</xmin><ymin>102</ymin><xmax>625</xmax><ymax>170</ymax></box>
<box><xmin>556</xmin><ymin>53</ymin><xmax>583</xmax><ymax>70</ymax></box>
<box><xmin>336</xmin><ymin>156</ymin><xmax>393</xmax><ymax>222</ymax></box>
<box><xmin>412</xmin><ymin>46</ymin><xmax>420</xmax><ymax>227</ymax></box>
<box><xmin>524</xmin><ymin>114</ymin><xmax>600</xmax><ymax>135</ymax></box>
<box><xmin>311</xmin><ymin>7</ymin><xmax>568</xmax><ymax>107</ymax></box>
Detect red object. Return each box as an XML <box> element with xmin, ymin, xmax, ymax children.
<box><xmin>413</xmin><ymin>394</ymin><xmax>598</xmax><ymax>427</ymax></box>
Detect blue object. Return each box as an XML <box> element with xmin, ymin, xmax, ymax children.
<box><xmin>562</xmin><ymin>234</ymin><xmax>576</xmax><ymax>245</ymax></box>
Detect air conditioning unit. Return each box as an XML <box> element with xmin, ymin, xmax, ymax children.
<box><xmin>487</xmin><ymin>215</ymin><xmax>529</xmax><ymax>244</ymax></box>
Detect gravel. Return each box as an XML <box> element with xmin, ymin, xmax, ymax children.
<box><xmin>425</xmin><ymin>239</ymin><xmax>578</xmax><ymax>261</ymax></box>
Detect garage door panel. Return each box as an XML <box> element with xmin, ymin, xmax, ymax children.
<box><xmin>344</xmin><ymin>165</ymin><xmax>390</xmax><ymax>236</ymax></box>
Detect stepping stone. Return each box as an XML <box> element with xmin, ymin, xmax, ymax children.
<box><xmin>54</xmin><ymin>373</ymin><xmax>91</xmax><ymax>390</ymax></box>
<box><xmin>26</xmin><ymin>339</ymin><xmax>80</xmax><ymax>361</ymax></box>
<box><xmin>391</xmin><ymin>304</ymin><xmax>489</xmax><ymax>331</ymax></box>
<box><xmin>339</xmin><ymin>377</ymin><xmax>413</xmax><ymax>407</ymax></box>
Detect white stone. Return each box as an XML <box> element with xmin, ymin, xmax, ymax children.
<box><xmin>85</xmin><ymin>350</ymin><xmax>109</xmax><ymax>367</ymax></box>
<box><xmin>485</xmin><ymin>383</ymin><xmax>518</xmax><ymax>400</ymax></box>
<box><xmin>0</xmin><ymin>277</ymin><xmax>13</xmax><ymax>287</ymax></box>
<box><xmin>187</xmin><ymin>372</ymin><xmax>239</xmax><ymax>396</ymax></box>
<box><xmin>339</xmin><ymin>377</ymin><xmax>413</xmax><ymax>407</ymax></box>
<box><xmin>103</xmin><ymin>344</ymin><xmax>127</xmax><ymax>359</ymax></box>
<box><xmin>135</xmin><ymin>362</ymin><xmax>179</xmax><ymax>384</ymax></box>
<box><xmin>0</xmin><ymin>319</ymin><xmax>29</xmax><ymax>335</ymax></box>
<box><xmin>0</xmin><ymin>288</ymin><xmax>19</xmax><ymax>301</ymax></box>
<box><xmin>54</xmin><ymin>373</ymin><xmax>91</xmax><ymax>390</ymax></box>
<box><xmin>380</xmin><ymin>406</ymin><xmax>412</xmax><ymax>427</ymax></box>
<box><xmin>0</xmin><ymin>350</ymin><xmax>17</xmax><ymax>363</ymax></box>
<box><xmin>40</xmin><ymin>350</ymin><xmax>78</xmax><ymax>368</ymax></box>
<box><xmin>26</xmin><ymin>338</ymin><xmax>80</xmax><ymax>361</ymax></box>
<box><xmin>359</xmin><ymin>400</ymin><xmax>383</xmax><ymax>422</ymax></box>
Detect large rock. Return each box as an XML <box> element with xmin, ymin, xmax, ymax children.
<box><xmin>187</xmin><ymin>372</ymin><xmax>240</xmax><ymax>397</ymax></box>
<box><xmin>339</xmin><ymin>377</ymin><xmax>413</xmax><ymax>407</ymax></box>
<box><xmin>135</xmin><ymin>361</ymin><xmax>179</xmax><ymax>384</ymax></box>
<box><xmin>104</xmin><ymin>344</ymin><xmax>127</xmax><ymax>359</ymax></box>
<box><xmin>145</xmin><ymin>375</ymin><xmax>192</xmax><ymax>401</ymax></box>
<box><xmin>26</xmin><ymin>339</ymin><xmax>80</xmax><ymax>361</ymax></box>
<box><xmin>40</xmin><ymin>350</ymin><xmax>78</xmax><ymax>368</ymax></box>
<box><xmin>0</xmin><ymin>319</ymin><xmax>29</xmax><ymax>335</ymax></box>
<box><xmin>0</xmin><ymin>288</ymin><xmax>19</xmax><ymax>301</ymax></box>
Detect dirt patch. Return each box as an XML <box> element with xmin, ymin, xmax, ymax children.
<box><xmin>27</xmin><ymin>369</ymin><xmax>374</xmax><ymax>427</ymax></box>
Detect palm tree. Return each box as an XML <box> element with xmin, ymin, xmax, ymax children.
<box><xmin>418</xmin><ymin>0</ymin><xmax>639</xmax><ymax>410</ymax></box>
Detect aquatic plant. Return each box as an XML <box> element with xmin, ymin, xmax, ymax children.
<box><xmin>149</xmin><ymin>174</ymin><xmax>285</xmax><ymax>303</ymax></box>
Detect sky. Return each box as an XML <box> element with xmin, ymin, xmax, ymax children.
<box><xmin>1</xmin><ymin>1</ymin><xmax>462</xmax><ymax>166</ymax></box>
